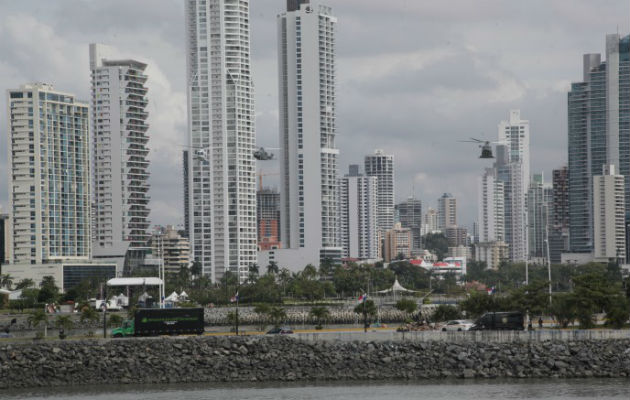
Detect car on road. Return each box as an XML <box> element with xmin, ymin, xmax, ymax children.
<box><xmin>266</xmin><ymin>327</ymin><xmax>294</xmax><ymax>334</ymax></box>
<box><xmin>441</xmin><ymin>320</ymin><xmax>474</xmax><ymax>331</ymax></box>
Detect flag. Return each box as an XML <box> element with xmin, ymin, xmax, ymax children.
<box><xmin>358</xmin><ymin>293</ymin><xmax>367</xmax><ymax>303</ymax></box>
<box><xmin>230</xmin><ymin>292</ymin><xmax>239</xmax><ymax>303</ymax></box>
<box><xmin>487</xmin><ymin>286</ymin><xmax>495</xmax><ymax>295</ymax></box>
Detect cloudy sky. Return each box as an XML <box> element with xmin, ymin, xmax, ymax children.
<box><xmin>1</xmin><ymin>0</ymin><xmax>629</xmax><ymax>230</ymax></box>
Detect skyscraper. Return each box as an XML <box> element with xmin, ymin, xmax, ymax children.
<box><xmin>568</xmin><ymin>35</ymin><xmax>630</xmax><ymax>254</ymax></box>
<box><xmin>593</xmin><ymin>165</ymin><xmax>626</xmax><ymax>261</ymax></box>
<box><xmin>90</xmin><ymin>44</ymin><xmax>151</xmax><ymax>259</ymax></box>
<box><xmin>185</xmin><ymin>0</ymin><xmax>257</xmax><ymax>282</ymax></box>
<box><xmin>257</xmin><ymin>188</ymin><xmax>281</xmax><ymax>251</ymax></box>
<box><xmin>7</xmin><ymin>83</ymin><xmax>91</xmax><ymax>264</ymax></box>
<box><xmin>497</xmin><ymin>110</ymin><xmax>530</xmax><ymax>262</ymax></box>
<box><xmin>550</xmin><ymin>166</ymin><xmax>569</xmax><ymax>263</ymax></box>
<box><xmin>527</xmin><ymin>173</ymin><xmax>551</xmax><ymax>259</ymax></box>
<box><xmin>396</xmin><ymin>196</ymin><xmax>422</xmax><ymax>251</ymax></box>
<box><xmin>339</xmin><ymin>165</ymin><xmax>378</xmax><ymax>259</ymax></box>
<box><xmin>478</xmin><ymin>167</ymin><xmax>505</xmax><ymax>243</ymax></box>
<box><xmin>365</xmin><ymin>149</ymin><xmax>395</xmax><ymax>235</ymax></box>
<box><xmin>277</xmin><ymin>1</ymin><xmax>341</xmax><ymax>264</ymax></box>
<box><xmin>437</xmin><ymin>193</ymin><xmax>457</xmax><ymax>230</ymax></box>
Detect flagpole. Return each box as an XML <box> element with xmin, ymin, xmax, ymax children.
<box><xmin>363</xmin><ymin>294</ymin><xmax>367</xmax><ymax>333</ymax></box>
<box><xmin>235</xmin><ymin>282</ymin><xmax>240</xmax><ymax>336</ymax></box>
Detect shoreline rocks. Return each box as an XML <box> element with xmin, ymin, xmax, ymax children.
<box><xmin>1</xmin><ymin>336</ymin><xmax>629</xmax><ymax>389</ymax></box>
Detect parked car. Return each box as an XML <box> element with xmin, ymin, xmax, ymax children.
<box><xmin>441</xmin><ymin>320</ymin><xmax>474</xmax><ymax>331</ymax></box>
<box><xmin>470</xmin><ymin>311</ymin><xmax>524</xmax><ymax>331</ymax></box>
<box><xmin>266</xmin><ymin>327</ymin><xmax>294</xmax><ymax>334</ymax></box>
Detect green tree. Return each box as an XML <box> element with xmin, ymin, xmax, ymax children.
<box><xmin>459</xmin><ymin>291</ymin><xmax>503</xmax><ymax>318</ymax></box>
<box><xmin>27</xmin><ymin>310</ymin><xmax>48</xmax><ymax>337</ymax></box>
<box><xmin>55</xmin><ymin>315</ymin><xmax>74</xmax><ymax>339</ymax></box>
<box><xmin>0</xmin><ymin>274</ymin><xmax>14</xmax><ymax>290</ymax></box>
<box><xmin>422</xmin><ymin>233</ymin><xmax>449</xmax><ymax>260</ymax></box>
<box><xmin>107</xmin><ymin>314</ymin><xmax>124</xmax><ymax>328</ymax></box>
<box><xmin>309</xmin><ymin>306</ymin><xmax>330</xmax><ymax>329</ymax></box>
<box><xmin>248</xmin><ymin>263</ymin><xmax>260</xmax><ymax>283</ymax></box>
<box><xmin>253</xmin><ymin>304</ymin><xmax>271</xmax><ymax>331</ymax></box>
<box><xmin>431</xmin><ymin>304</ymin><xmax>461</xmax><ymax>322</ymax></box>
<box><xmin>38</xmin><ymin>276</ymin><xmax>60</xmax><ymax>303</ymax></box>
<box><xmin>548</xmin><ymin>293</ymin><xmax>577</xmax><ymax>328</ymax></box>
<box><xmin>267</xmin><ymin>261</ymin><xmax>279</xmax><ymax>275</ymax></box>
<box><xmin>395</xmin><ymin>297</ymin><xmax>417</xmax><ymax>322</ymax></box>
<box><xmin>14</xmin><ymin>278</ymin><xmax>35</xmax><ymax>290</ymax></box>
<box><xmin>267</xmin><ymin>306</ymin><xmax>287</xmax><ymax>328</ymax></box>
<box><xmin>81</xmin><ymin>307</ymin><xmax>99</xmax><ymax>324</ymax></box>
<box><xmin>605</xmin><ymin>295</ymin><xmax>630</xmax><ymax>329</ymax></box>
<box><xmin>354</xmin><ymin>299</ymin><xmax>378</xmax><ymax>323</ymax></box>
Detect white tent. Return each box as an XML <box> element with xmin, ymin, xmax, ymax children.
<box><xmin>377</xmin><ymin>278</ymin><xmax>418</xmax><ymax>294</ymax></box>
<box><xmin>107</xmin><ymin>277</ymin><xmax>162</xmax><ymax>287</ymax></box>
<box><xmin>164</xmin><ymin>291</ymin><xmax>179</xmax><ymax>302</ymax></box>
<box><xmin>179</xmin><ymin>291</ymin><xmax>189</xmax><ymax>299</ymax></box>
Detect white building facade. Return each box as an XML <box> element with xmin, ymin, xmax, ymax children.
<box><xmin>593</xmin><ymin>165</ymin><xmax>626</xmax><ymax>261</ymax></box>
<box><xmin>339</xmin><ymin>165</ymin><xmax>378</xmax><ymax>259</ymax></box>
<box><xmin>498</xmin><ymin>110</ymin><xmax>530</xmax><ymax>262</ymax></box>
<box><xmin>478</xmin><ymin>167</ymin><xmax>505</xmax><ymax>242</ymax></box>
<box><xmin>7</xmin><ymin>83</ymin><xmax>91</xmax><ymax>264</ymax></box>
<box><xmin>274</xmin><ymin>1</ymin><xmax>341</xmax><ymax>267</ymax></box>
<box><xmin>90</xmin><ymin>44</ymin><xmax>151</xmax><ymax>259</ymax></box>
<box><xmin>185</xmin><ymin>0</ymin><xmax>257</xmax><ymax>282</ymax></box>
<box><xmin>365</xmin><ymin>149</ymin><xmax>395</xmax><ymax>235</ymax></box>
<box><xmin>437</xmin><ymin>193</ymin><xmax>457</xmax><ymax>231</ymax></box>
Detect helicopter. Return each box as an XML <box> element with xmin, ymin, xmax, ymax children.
<box><xmin>459</xmin><ymin>137</ymin><xmax>496</xmax><ymax>159</ymax></box>
<box><xmin>253</xmin><ymin>147</ymin><xmax>279</xmax><ymax>161</ymax></box>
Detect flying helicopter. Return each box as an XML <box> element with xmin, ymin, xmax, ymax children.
<box><xmin>253</xmin><ymin>147</ymin><xmax>279</xmax><ymax>161</ymax></box>
<box><xmin>459</xmin><ymin>137</ymin><xmax>496</xmax><ymax>159</ymax></box>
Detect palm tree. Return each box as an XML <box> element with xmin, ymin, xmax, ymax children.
<box><xmin>0</xmin><ymin>274</ymin><xmax>14</xmax><ymax>290</ymax></box>
<box><xmin>55</xmin><ymin>315</ymin><xmax>74</xmax><ymax>339</ymax></box>
<box><xmin>278</xmin><ymin>268</ymin><xmax>292</xmax><ymax>296</ymax></box>
<box><xmin>268</xmin><ymin>306</ymin><xmax>287</xmax><ymax>328</ymax></box>
<box><xmin>81</xmin><ymin>307</ymin><xmax>99</xmax><ymax>324</ymax></box>
<box><xmin>28</xmin><ymin>310</ymin><xmax>48</xmax><ymax>338</ymax></box>
<box><xmin>15</xmin><ymin>278</ymin><xmax>35</xmax><ymax>290</ymax></box>
<box><xmin>267</xmin><ymin>261</ymin><xmax>279</xmax><ymax>275</ymax></box>
<box><xmin>309</xmin><ymin>306</ymin><xmax>330</xmax><ymax>329</ymax></box>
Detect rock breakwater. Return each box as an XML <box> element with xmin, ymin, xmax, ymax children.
<box><xmin>1</xmin><ymin>336</ymin><xmax>629</xmax><ymax>389</ymax></box>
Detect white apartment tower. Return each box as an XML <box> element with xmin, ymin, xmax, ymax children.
<box><xmin>185</xmin><ymin>0</ymin><xmax>257</xmax><ymax>282</ymax></box>
<box><xmin>593</xmin><ymin>165</ymin><xmax>626</xmax><ymax>261</ymax></box>
<box><xmin>478</xmin><ymin>167</ymin><xmax>505</xmax><ymax>242</ymax></box>
<box><xmin>7</xmin><ymin>83</ymin><xmax>91</xmax><ymax>264</ymax></box>
<box><xmin>364</xmin><ymin>149</ymin><xmax>395</xmax><ymax>234</ymax></box>
<box><xmin>278</xmin><ymin>1</ymin><xmax>341</xmax><ymax>263</ymax></box>
<box><xmin>437</xmin><ymin>193</ymin><xmax>457</xmax><ymax>230</ymax></box>
<box><xmin>90</xmin><ymin>44</ymin><xmax>151</xmax><ymax>257</ymax></box>
<box><xmin>339</xmin><ymin>165</ymin><xmax>378</xmax><ymax>259</ymax></box>
<box><xmin>498</xmin><ymin>110</ymin><xmax>530</xmax><ymax>262</ymax></box>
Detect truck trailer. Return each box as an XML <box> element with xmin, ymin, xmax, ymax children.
<box><xmin>112</xmin><ymin>308</ymin><xmax>205</xmax><ymax>337</ymax></box>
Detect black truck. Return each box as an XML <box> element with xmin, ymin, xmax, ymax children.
<box><xmin>470</xmin><ymin>311</ymin><xmax>524</xmax><ymax>331</ymax></box>
<box><xmin>112</xmin><ymin>308</ymin><xmax>205</xmax><ymax>337</ymax></box>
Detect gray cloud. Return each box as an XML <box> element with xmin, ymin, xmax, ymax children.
<box><xmin>0</xmin><ymin>0</ymin><xmax>629</xmax><ymax>231</ymax></box>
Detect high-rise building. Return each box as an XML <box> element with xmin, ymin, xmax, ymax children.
<box><xmin>422</xmin><ymin>207</ymin><xmax>439</xmax><ymax>235</ymax></box>
<box><xmin>365</xmin><ymin>149</ymin><xmax>395</xmax><ymax>234</ymax></box>
<box><xmin>276</xmin><ymin>1</ymin><xmax>340</xmax><ymax>264</ymax></box>
<box><xmin>475</xmin><ymin>241</ymin><xmax>509</xmax><ymax>270</ymax></box>
<box><xmin>150</xmin><ymin>225</ymin><xmax>191</xmax><ymax>273</ymax></box>
<box><xmin>478</xmin><ymin>167</ymin><xmax>505</xmax><ymax>243</ymax></box>
<box><xmin>527</xmin><ymin>173</ymin><xmax>552</xmax><ymax>260</ymax></box>
<box><xmin>182</xmin><ymin>150</ymin><xmax>190</xmax><ymax>239</ymax></box>
<box><xmin>7</xmin><ymin>83</ymin><xmax>91</xmax><ymax>264</ymax></box>
<box><xmin>90</xmin><ymin>44</ymin><xmax>151</xmax><ymax>259</ymax></box>
<box><xmin>257</xmin><ymin>188</ymin><xmax>281</xmax><ymax>251</ymax></box>
<box><xmin>383</xmin><ymin>223</ymin><xmax>412</xmax><ymax>262</ymax></box>
<box><xmin>339</xmin><ymin>165</ymin><xmax>378</xmax><ymax>259</ymax></box>
<box><xmin>550</xmin><ymin>166</ymin><xmax>569</xmax><ymax>263</ymax></box>
<box><xmin>568</xmin><ymin>35</ymin><xmax>630</xmax><ymax>254</ymax></box>
<box><xmin>497</xmin><ymin>110</ymin><xmax>530</xmax><ymax>262</ymax></box>
<box><xmin>593</xmin><ymin>165</ymin><xmax>626</xmax><ymax>261</ymax></box>
<box><xmin>0</xmin><ymin>211</ymin><xmax>8</xmax><ymax>267</ymax></box>
<box><xmin>185</xmin><ymin>0</ymin><xmax>257</xmax><ymax>283</ymax></box>
<box><xmin>437</xmin><ymin>193</ymin><xmax>457</xmax><ymax>230</ymax></box>
<box><xmin>445</xmin><ymin>226</ymin><xmax>468</xmax><ymax>248</ymax></box>
<box><xmin>396</xmin><ymin>196</ymin><xmax>422</xmax><ymax>251</ymax></box>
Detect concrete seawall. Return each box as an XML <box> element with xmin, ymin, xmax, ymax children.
<box><xmin>2</xmin><ymin>335</ymin><xmax>630</xmax><ymax>389</ymax></box>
